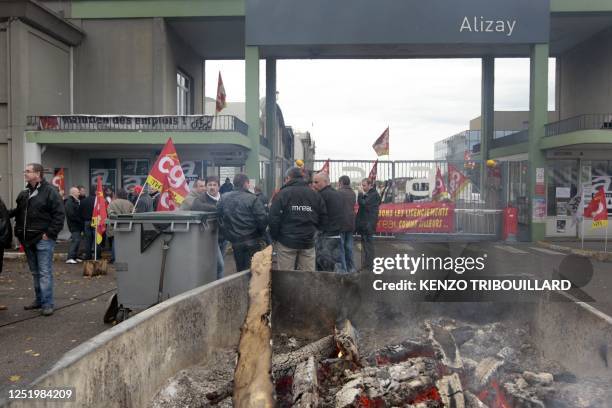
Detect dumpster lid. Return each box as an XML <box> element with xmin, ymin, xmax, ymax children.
<box><xmin>108</xmin><ymin>210</ymin><xmax>216</xmax><ymax>222</ymax></box>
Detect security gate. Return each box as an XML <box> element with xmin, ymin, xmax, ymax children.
<box><xmin>260</xmin><ymin>159</ymin><xmax>529</xmax><ymax>241</ymax></box>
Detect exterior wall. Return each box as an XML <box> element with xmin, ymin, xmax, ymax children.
<box><xmin>2</xmin><ymin>20</ymin><xmax>71</xmax><ymax>201</ymax></box>
<box><xmin>557</xmin><ymin>25</ymin><xmax>612</xmax><ymax>119</ymax></box>
<box><xmin>73</xmin><ymin>19</ymin><xmax>156</xmax><ymax>114</ymax></box>
<box><xmin>469</xmin><ymin>111</ymin><xmax>557</xmax><ymax>130</ymax></box>
<box><xmin>165</xmin><ymin>22</ymin><xmax>204</xmax><ymax>114</ymax></box>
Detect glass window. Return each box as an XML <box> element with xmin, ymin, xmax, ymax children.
<box><xmin>121</xmin><ymin>159</ymin><xmax>149</xmax><ymax>191</ymax></box>
<box><xmin>546</xmin><ymin>160</ymin><xmax>578</xmax><ymax>216</ymax></box>
<box><xmin>90</xmin><ymin>159</ymin><xmax>117</xmax><ymax>193</ymax></box>
<box><xmin>177</xmin><ymin>71</ymin><xmax>191</xmax><ymax>115</ymax></box>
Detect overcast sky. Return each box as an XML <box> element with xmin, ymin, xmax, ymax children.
<box><xmin>205</xmin><ymin>59</ymin><xmax>555</xmax><ymax>161</ymax></box>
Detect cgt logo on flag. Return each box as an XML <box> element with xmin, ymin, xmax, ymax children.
<box><xmin>585</xmin><ymin>186</ymin><xmax>609</xmax><ymax>229</ymax></box>
<box><xmin>145</xmin><ymin>138</ymin><xmax>190</xmax><ymax>205</ymax></box>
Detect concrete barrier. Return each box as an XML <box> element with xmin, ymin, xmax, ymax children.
<box><xmin>2</xmin><ymin>271</ymin><xmax>250</xmax><ymax>408</ymax></box>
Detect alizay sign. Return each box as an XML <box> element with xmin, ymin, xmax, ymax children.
<box><xmin>246</xmin><ymin>0</ymin><xmax>549</xmax><ymax>46</ymax></box>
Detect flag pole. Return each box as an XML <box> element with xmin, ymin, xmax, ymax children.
<box><xmin>605</xmin><ymin>223</ymin><xmax>608</xmax><ymax>253</ymax></box>
<box><xmin>581</xmin><ymin>217</ymin><xmax>585</xmax><ymax>250</ymax></box>
<box><xmin>131</xmin><ymin>181</ymin><xmax>147</xmax><ymax>214</ymax></box>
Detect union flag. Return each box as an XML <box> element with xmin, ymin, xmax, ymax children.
<box><xmin>368</xmin><ymin>160</ymin><xmax>378</xmax><ymax>183</ymax></box>
<box><xmin>318</xmin><ymin>159</ymin><xmax>330</xmax><ymax>175</ymax></box>
<box><xmin>156</xmin><ymin>180</ymin><xmax>178</xmax><ymax>212</ymax></box>
<box><xmin>447</xmin><ymin>164</ymin><xmax>470</xmax><ymax>200</ymax></box>
<box><xmin>432</xmin><ymin>167</ymin><xmax>449</xmax><ymax>201</ymax></box>
<box><xmin>585</xmin><ymin>186</ymin><xmax>609</xmax><ymax>229</ymax></box>
<box><xmin>216</xmin><ymin>72</ymin><xmax>227</xmax><ymax>114</ymax></box>
<box><xmin>91</xmin><ymin>176</ymin><xmax>107</xmax><ymax>246</ymax></box>
<box><xmin>372</xmin><ymin>127</ymin><xmax>389</xmax><ymax>156</ymax></box>
<box><xmin>145</xmin><ymin>138</ymin><xmax>190</xmax><ymax>205</ymax></box>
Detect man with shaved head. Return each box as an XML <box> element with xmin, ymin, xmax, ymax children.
<box><xmin>312</xmin><ymin>172</ymin><xmax>346</xmax><ymax>272</ymax></box>
<box><xmin>64</xmin><ymin>186</ymin><xmax>84</xmax><ymax>264</ymax></box>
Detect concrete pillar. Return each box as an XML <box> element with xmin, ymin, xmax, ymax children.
<box><xmin>265</xmin><ymin>59</ymin><xmax>277</xmax><ymax>194</ymax></box>
<box><xmin>480</xmin><ymin>56</ymin><xmax>495</xmax><ymax>162</ymax></box>
<box><xmin>528</xmin><ymin>44</ymin><xmax>549</xmax><ymax>241</ymax></box>
<box><xmin>245</xmin><ymin>46</ymin><xmax>260</xmax><ymax>182</ymax></box>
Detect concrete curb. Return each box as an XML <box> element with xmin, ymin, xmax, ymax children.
<box><xmin>537</xmin><ymin>241</ymin><xmax>612</xmax><ymax>263</ymax></box>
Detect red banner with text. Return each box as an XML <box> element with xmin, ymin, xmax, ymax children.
<box><xmin>375</xmin><ymin>202</ymin><xmax>455</xmax><ymax>233</ymax></box>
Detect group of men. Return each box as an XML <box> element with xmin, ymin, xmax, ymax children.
<box><xmin>211</xmin><ymin>166</ymin><xmax>380</xmax><ymax>274</ymax></box>
<box><xmin>0</xmin><ymin>163</ymin><xmax>381</xmax><ymax>316</ymax></box>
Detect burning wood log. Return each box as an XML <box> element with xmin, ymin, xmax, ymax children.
<box><xmin>473</xmin><ymin>357</ymin><xmax>504</xmax><ymax>390</ymax></box>
<box><xmin>436</xmin><ymin>373</ymin><xmax>465</xmax><ymax>408</ymax></box>
<box><xmin>334</xmin><ymin>319</ymin><xmax>360</xmax><ymax>365</ymax></box>
<box><xmin>232</xmin><ymin>245</ymin><xmax>275</xmax><ymax>408</ymax></box>
<box><xmin>292</xmin><ymin>356</ymin><xmax>319</xmax><ymax>407</ymax></box>
<box><xmin>207</xmin><ymin>335</ymin><xmax>335</xmax><ymax>404</ymax></box>
<box><xmin>366</xmin><ymin>339</ymin><xmax>436</xmax><ymax>366</ymax></box>
<box><xmin>464</xmin><ymin>390</ymin><xmax>489</xmax><ymax>408</ymax></box>
<box><xmin>273</xmin><ymin>335</ymin><xmax>335</xmax><ymax>376</ymax></box>
<box><xmin>426</xmin><ymin>321</ymin><xmax>463</xmax><ymax>369</ymax></box>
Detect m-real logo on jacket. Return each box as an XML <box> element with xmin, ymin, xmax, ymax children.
<box><xmin>291</xmin><ymin>205</ymin><xmax>313</xmax><ymax>212</ymax></box>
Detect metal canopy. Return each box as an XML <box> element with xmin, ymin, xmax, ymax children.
<box><xmin>166</xmin><ymin>13</ymin><xmax>612</xmax><ymax>60</ymax></box>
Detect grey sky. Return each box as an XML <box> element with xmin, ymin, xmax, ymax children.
<box><xmin>205</xmin><ymin>59</ymin><xmax>555</xmax><ymax>161</ymax></box>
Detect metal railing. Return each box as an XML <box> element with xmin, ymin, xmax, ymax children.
<box><xmin>26</xmin><ymin>115</ymin><xmax>249</xmax><ymax>136</ymax></box>
<box><xmin>545</xmin><ymin>113</ymin><xmax>612</xmax><ymax>137</ymax></box>
<box><xmin>260</xmin><ymin>159</ymin><xmax>528</xmax><ymax>240</ymax></box>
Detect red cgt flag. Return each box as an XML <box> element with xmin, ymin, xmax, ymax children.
<box><xmin>447</xmin><ymin>164</ymin><xmax>470</xmax><ymax>200</ymax></box>
<box><xmin>584</xmin><ymin>186</ymin><xmax>609</xmax><ymax>229</ymax></box>
<box><xmin>432</xmin><ymin>167</ymin><xmax>449</xmax><ymax>201</ymax></box>
<box><xmin>318</xmin><ymin>159</ymin><xmax>330</xmax><ymax>175</ymax></box>
<box><xmin>91</xmin><ymin>176</ymin><xmax>107</xmax><ymax>245</ymax></box>
<box><xmin>372</xmin><ymin>127</ymin><xmax>389</xmax><ymax>156</ymax></box>
<box><xmin>368</xmin><ymin>160</ymin><xmax>378</xmax><ymax>183</ymax></box>
<box><xmin>216</xmin><ymin>72</ymin><xmax>227</xmax><ymax>114</ymax></box>
<box><xmin>52</xmin><ymin>168</ymin><xmax>65</xmax><ymax>197</ymax></box>
<box><xmin>156</xmin><ymin>180</ymin><xmax>178</xmax><ymax>212</ymax></box>
<box><xmin>145</xmin><ymin>138</ymin><xmax>190</xmax><ymax>205</ymax></box>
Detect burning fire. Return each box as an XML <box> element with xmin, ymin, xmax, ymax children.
<box><xmin>338</xmin><ymin>351</ymin><xmax>344</xmax><ymax>358</ymax></box>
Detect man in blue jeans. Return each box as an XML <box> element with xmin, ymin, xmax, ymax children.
<box><xmin>337</xmin><ymin>175</ymin><xmax>357</xmax><ymax>272</ymax></box>
<box><xmin>11</xmin><ymin>163</ymin><xmax>65</xmax><ymax>316</ymax></box>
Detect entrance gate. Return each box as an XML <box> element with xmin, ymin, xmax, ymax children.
<box><xmin>261</xmin><ymin>159</ymin><xmax>530</xmax><ymax>241</ymax></box>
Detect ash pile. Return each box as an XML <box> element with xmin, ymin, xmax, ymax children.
<box><xmin>271</xmin><ymin>318</ymin><xmax>608</xmax><ymax>408</ymax></box>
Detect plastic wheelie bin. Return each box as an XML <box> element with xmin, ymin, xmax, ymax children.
<box><xmin>103</xmin><ymin>210</ymin><xmax>218</xmax><ymax>323</ymax></box>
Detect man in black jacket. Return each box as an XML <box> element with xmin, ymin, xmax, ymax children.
<box><xmin>269</xmin><ymin>167</ymin><xmax>327</xmax><ymax>271</ymax></box>
<box><xmin>313</xmin><ymin>172</ymin><xmax>345</xmax><ymax>272</ymax></box>
<box><xmin>338</xmin><ymin>175</ymin><xmax>357</xmax><ymax>272</ymax></box>
<box><xmin>356</xmin><ymin>178</ymin><xmax>380</xmax><ymax>271</ymax></box>
<box><xmin>217</xmin><ymin>174</ymin><xmax>267</xmax><ymax>272</ymax></box>
<box><xmin>79</xmin><ymin>187</ymin><xmax>97</xmax><ymax>260</ymax></box>
<box><xmin>64</xmin><ymin>186</ymin><xmax>84</xmax><ymax>264</ymax></box>
<box><xmin>11</xmin><ymin>163</ymin><xmax>65</xmax><ymax>316</ymax></box>
<box><xmin>0</xmin><ymin>174</ymin><xmax>12</xmax><ymax>277</ymax></box>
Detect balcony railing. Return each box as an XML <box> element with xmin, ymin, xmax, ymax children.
<box><xmin>26</xmin><ymin>115</ymin><xmax>249</xmax><ymax>136</ymax></box>
<box><xmin>544</xmin><ymin>114</ymin><xmax>612</xmax><ymax>137</ymax></box>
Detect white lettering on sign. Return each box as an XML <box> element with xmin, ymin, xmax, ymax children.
<box><xmin>460</xmin><ymin>16</ymin><xmax>516</xmax><ymax>37</ymax></box>
<box><xmin>291</xmin><ymin>205</ymin><xmax>312</xmax><ymax>212</ymax></box>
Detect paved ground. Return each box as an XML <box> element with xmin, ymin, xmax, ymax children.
<box><xmin>0</xmin><ymin>247</ymin><xmax>239</xmax><ymax>397</ymax></box>
<box><xmin>0</xmin><ymin>238</ymin><xmax>610</xmax><ymax>398</ymax></box>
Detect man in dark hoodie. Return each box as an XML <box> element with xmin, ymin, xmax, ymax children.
<box><xmin>11</xmin><ymin>163</ymin><xmax>65</xmax><ymax>316</ymax></box>
<box><xmin>269</xmin><ymin>167</ymin><xmax>327</xmax><ymax>271</ymax></box>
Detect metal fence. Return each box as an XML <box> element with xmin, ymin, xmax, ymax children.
<box><xmin>260</xmin><ymin>159</ymin><xmax>529</xmax><ymax>241</ymax></box>
<box><xmin>545</xmin><ymin>113</ymin><xmax>612</xmax><ymax>137</ymax></box>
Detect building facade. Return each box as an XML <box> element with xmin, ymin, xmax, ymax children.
<box><xmin>0</xmin><ymin>0</ymin><xmax>611</xmax><ymax>242</ymax></box>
